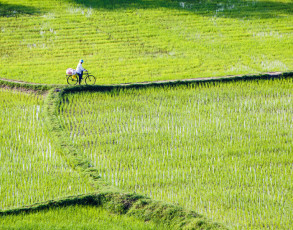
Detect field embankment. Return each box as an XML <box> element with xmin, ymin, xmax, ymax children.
<box><xmin>0</xmin><ymin>78</ymin><xmax>58</xmax><ymax>93</ymax></box>
<box><xmin>1</xmin><ymin>205</ymin><xmax>163</xmax><ymax>230</ymax></box>
<box><xmin>0</xmin><ymin>192</ymin><xmax>224</xmax><ymax>230</ymax></box>
<box><xmin>0</xmin><ymin>0</ymin><xmax>292</xmax><ymax>84</ymax></box>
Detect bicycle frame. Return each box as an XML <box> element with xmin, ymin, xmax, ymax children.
<box><xmin>66</xmin><ymin>71</ymin><xmax>96</xmax><ymax>85</ymax></box>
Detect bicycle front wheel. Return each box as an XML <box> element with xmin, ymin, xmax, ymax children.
<box><xmin>67</xmin><ymin>75</ymin><xmax>78</xmax><ymax>85</ymax></box>
<box><xmin>85</xmin><ymin>75</ymin><xmax>96</xmax><ymax>85</ymax></box>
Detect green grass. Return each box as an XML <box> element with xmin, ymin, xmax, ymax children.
<box><xmin>0</xmin><ymin>205</ymin><xmax>164</xmax><ymax>230</ymax></box>
<box><xmin>58</xmin><ymin>78</ymin><xmax>293</xmax><ymax>229</ymax></box>
<box><xmin>0</xmin><ymin>89</ymin><xmax>95</xmax><ymax>210</ymax></box>
<box><xmin>0</xmin><ymin>0</ymin><xmax>292</xmax><ymax>84</ymax></box>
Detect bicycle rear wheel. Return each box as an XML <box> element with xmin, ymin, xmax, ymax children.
<box><xmin>67</xmin><ymin>75</ymin><xmax>78</xmax><ymax>85</ymax></box>
<box><xmin>85</xmin><ymin>75</ymin><xmax>96</xmax><ymax>85</ymax></box>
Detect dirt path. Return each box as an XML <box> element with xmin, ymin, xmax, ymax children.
<box><xmin>119</xmin><ymin>71</ymin><xmax>285</xmax><ymax>86</ymax></box>
<box><xmin>0</xmin><ymin>71</ymin><xmax>288</xmax><ymax>87</ymax></box>
<box><xmin>0</xmin><ymin>77</ymin><xmax>60</xmax><ymax>86</ymax></box>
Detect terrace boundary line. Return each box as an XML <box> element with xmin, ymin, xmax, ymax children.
<box><xmin>0</xmin><ymin>78</ymin><xmax>59</xmax><ymax>94</ymax></box>
<box><xmin>0</xmin><ymin>71</ymin><xmax>292</xmax><ymax>92</ymax></box>
<box><xmin>0</xmin><ymin>192</ymin><xmax>225</xmax><ymax>230</ymax></box>
<box><xmin>61</xmin><ymin>71</ymin><xmax>293</xmax><ymax>94</ymax></box>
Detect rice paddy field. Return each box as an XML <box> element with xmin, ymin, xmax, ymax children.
<box><xmin>0</xmin><ymin>89</ymin><xmax>95</xmax><ymax>210</ymax></box>
<box><xmin>58</xmin><ymin>78</ymin><xmax>293</xmax><ymax>229</ymax></box>
<box><xmin>0</xmin><ymin>0</ymin><xmax>292</xmax><ymax>84</ymax></box>
<box><xmin>0</xmin><ymin>206</ymin><xmax>164</xmax><ymax>230</ymax></box>
<box><xmin>0</xmin><ymin>88</ymin><xmax>168</xmax><ymax>229</ymax></box>
<box><xmin>1</xmin><ymin>0</ymin><xmax>293</xmax><ymax>229</ymax></box>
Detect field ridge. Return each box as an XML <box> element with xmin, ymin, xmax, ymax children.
<box><xmin>1</xmin><ymin>71</ymin><xmax>292</xmax><ymax>90</ymax></box>
<box><xmin>0</xmin><ymin>192</ymin><xmax>225</xmax><ymax>229</ymax></box>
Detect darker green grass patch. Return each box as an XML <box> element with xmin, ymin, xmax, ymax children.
<box><xmin>66</xmin><ymin>0</ymin><xmax>293</xmax><ymax>19</ymax></box>
<box><xmin>0</xmin><ymin>3</ymin><xmax>42</xmax><ymax>17</ymax></box>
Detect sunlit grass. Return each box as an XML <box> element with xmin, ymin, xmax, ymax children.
<box><xmin>0</xmin><ymin>0</ymin><xmax>292</xmax><ymax>84</ymax></box>
<box><xmin>59</xmin><ymin>78</ymin><xmax>293</xmax><ymax>229</ymax></box>
<box><xmin>0</xmin><ymin>89</ymin><xmax>95</xmax><ymax>210</ymax></box>
<box><xmin>0</xmin><ymin>205</ymin><xmax>164</xmax><ymax>230</ymax></box>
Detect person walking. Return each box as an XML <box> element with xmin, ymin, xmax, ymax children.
<box><xmin>76</xmin><ymin>59</ymin><xmax>87</xmax><ymax>85</ymax></box>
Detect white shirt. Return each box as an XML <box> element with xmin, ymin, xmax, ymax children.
<box><xmin>76</xmin><ymin>63</ymin><xmax>85</xmax><ymax>74</ymax></box>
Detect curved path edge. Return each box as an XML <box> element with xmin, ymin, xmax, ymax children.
<box><xmin>1</xmin><ymin>71</ymin><xmax>292</xmax><ymax>91</ymax></box>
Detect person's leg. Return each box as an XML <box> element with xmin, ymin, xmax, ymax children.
<box><xmin>78</xmin><ymin>73</ymin><xmax>82</xmax><ymax>85</ymax></box>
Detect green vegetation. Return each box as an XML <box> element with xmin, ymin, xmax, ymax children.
<box><xmin>0</xmin><ymin>89</ymin><xmax>94</xmax><ymax>210</ymax></box>
<box><xmin>58</xmin><ymin>78</ymin><xmax>293</xmax><ymax>229</ymax></box>
<box><xmin>0</xmin><ymin>0</ymin><xmax>292</xmax><ymax>84</ymax></box>
<box><xmin>1</xmin><ymin>76</ymin><xmax>291</xmax><ymax>229</ymax></box>
<box><xmin>1</xmin><ymin>192</ymin><xmax>224</xmax><ymax>229</ymax></box>
<box><xmin>0</xmin><ymin>78</ymin><xmax>59</xmax><ymax>92</ymax></box>
<box><xmin>1</xmin><ymin>0</ymin><xmax>292</xmax><ymax>228</ymax></box>
<box><xmin>0</xmin><ymin>205</ymin><xmax>164</xmax><ymax>230</ymax></box>
<box><xmin>43</xmin><ymin>85</ymin><xmax>225</xmax><ymax>230</ymax></box>
<box><xmin>0</xmin><ymin>84</ymin><xmax>223</xmax><ymax>229</ymax></box>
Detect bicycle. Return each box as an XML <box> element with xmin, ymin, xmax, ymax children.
<box><xmin>66</xmin><ymin>71</ymin><xmax>96</xmax><ymax>85</ymax></box>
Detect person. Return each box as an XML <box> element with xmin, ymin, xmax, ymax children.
<box><xmin>76</xmin><ymin>59</ymin><xmax>87</xmax><ymax>85</ymax></box>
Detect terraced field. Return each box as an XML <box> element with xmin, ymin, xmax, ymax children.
<box><xmin>0</xmin><ymin>88</ymin><xmax>172</xmax><ymax>229</ymax></box>
<box><xmin>0</xmin><ymin>0</ymin><xmax>292</xmax><ymax>84</ymax></box>
<box><xmin>0</xmin><ymin>84</ymin><xmax>225</xmax><ymax>229</ymax></box>
<box><xmin>0</xmin><ymin>89</ymin><xmax>94</xmax><ymax>210</ymax></box>
<box><xmin>59</xmin><ymin>78</ymin><xmax>293</xmax><ymax>229</ymax></box>
<box><xmin>1</xmin><ymin>0</ymin><xmax>292</xmax><ymax>229</ymax></box>
<box><xmin>1</xmin><ymin>75</ymin><xmax>292</xmax><ymax>229</ymax></box>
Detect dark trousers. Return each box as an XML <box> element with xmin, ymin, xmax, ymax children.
<box><xmin>77</xmin><ymin>71</ymin><xmax>83</xmax><ymax>84</ymax></box>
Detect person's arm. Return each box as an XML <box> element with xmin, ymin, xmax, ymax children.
<box><xmin>81</xmin><ymin>65</ymin><xmax>86</xmax><ymax>72</ymax></box>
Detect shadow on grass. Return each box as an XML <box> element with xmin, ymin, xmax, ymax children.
<box><xmin>0</xmin><ymin>3</ymin><xmax>41</xmax><ymax>17</ymax></box>
<box><xmin>66</xmin><ymin>0</ymin><xmax>292</xmax><ymax>19</ymax></box>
